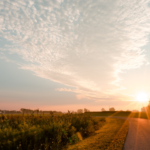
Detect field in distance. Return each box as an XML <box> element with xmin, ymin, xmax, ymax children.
<box><xmin>85</xmin><ymin>111</ymin><xmax>149</xmax><ymax>119</ymax></box>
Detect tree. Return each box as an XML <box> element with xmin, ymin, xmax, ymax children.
<box><xmin>77</xmin><ymin>109</ymin><xmax>83</xmax><ymax>114</ymax></box>
<box><xmin>34</xmin><ymin>109</ymin><xmax>39</xmax><ymax>115</ymax></box>
<box><xmin>49</xmin><ymin>111</ymin><xmax>54</xmax><ymax>117</ymax></box>
<box><xmin>132</xmin><ymin>110</ymin><xmax>139</xmax><ymax>112</ymax></box>
<box><xmin>101</xmin><ymin>108</ymin><xmax>105</xmax><ymax>111</ymax></box>
<box><xmin>71</xmin><ymin>111</ymin><xmax>75</xmax><ymax>114</ymax></box>
<box><xmin>126</xmin><ymin>110</ymin><xmax>130</xmax><ymax>112</ymax></box>
<box><xmin>84</xmin><ymin>108</ymin><xmax>90</xmax><ymax>113</ymax></box>
<box><xmin>109</xmin><ymin>107</ymin><xmax>115</xmax><ymax>111</ymax></box>
<box><xmin>20</xmin><ymin>108</ymin><xmax>26</xmax><ymax>114</ymax></box>
<box><xmin>20</xmin><ymin>108</ymin><xmax>34</xmax><ymax>114</ymax></box>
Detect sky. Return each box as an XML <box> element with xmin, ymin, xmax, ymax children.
<box><xmin>1</xmin><ymin>0</ymin><xmax>150</xmax><ymax>112</ymax></box>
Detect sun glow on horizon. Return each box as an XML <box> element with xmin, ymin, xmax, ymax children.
<box><xmin>135</xmin><ymin>92</ymin><xmax>149</xmax><ymax>103</ymax></box>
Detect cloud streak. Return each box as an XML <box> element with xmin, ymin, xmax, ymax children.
<box><xmin>0</xmin><ymin>0</ymin><xmax>150</xmax><ymax>101</ymax></box>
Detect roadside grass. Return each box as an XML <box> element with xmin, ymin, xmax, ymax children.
<box><xmin>65</xmin><ymin>118</ymin><xmax>129</xmax><ymax>150</ymax></box>
<box><xmin>85</xmin><ymin>111</ymin><xmax>149</xmax><ymax>119</ymax></box>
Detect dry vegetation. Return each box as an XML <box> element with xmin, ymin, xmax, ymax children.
<box><xmin>0</xmin><ymin>111</ymin><xmax>131</xmax><ymax>150</ymax></box>
<box><xmin>0</xmin><ymin>113</ymin><xmax>106</xmax><ymax>150</ymax></box>
<box><xmin>66</xmin><ymin>118</ymin><xmax>129</xmax><ymax>150</ymax></box>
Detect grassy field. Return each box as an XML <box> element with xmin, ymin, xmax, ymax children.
<box><xmin>65</xmin><ymin>118</ymin><xmax>129</xmax><ymax>150</ymax></box>
<box><xmin>129</xmin><ymin>112</ymin><xmax>149</xmax><ymax>119</ymax></box>
<box><xmin>85</xmin><ymin>111</ymin><xmax>150</xmax><ymax>119</ymax></box>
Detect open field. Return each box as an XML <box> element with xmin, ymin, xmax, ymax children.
<box><xmin>66</xmin><ymin>118</ymin><xmax>129</xmax><ymax>150</ymax></box>
<box><xmin>85</xmin><ymin>111</ymin><xmax>150</xmax><ymax>119</ymax></box>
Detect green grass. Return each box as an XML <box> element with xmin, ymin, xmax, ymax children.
<box><xmin>85</xmin><ymin>111</ymin><xmax>131</xmax><ymax>117</ymax></box>
<box><xmin>85</xmin><ymin>111</ymin><xmax>150</xmax><ymax>119</ymax></box>
<box><xmin>129</xmin><ymin>112</ymin><xmax>149</xmax><ymax>119</ymax></box>
<box><xmin>66</xmin><ymin>118</ymin><xmax>129</xmax><ymax>150</ymax></box>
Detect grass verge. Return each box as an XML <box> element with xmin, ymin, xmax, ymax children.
<box><xmin>65</xmin><ymin>118</ymin><xmax>129</xmax><ymax>150</ymax></box>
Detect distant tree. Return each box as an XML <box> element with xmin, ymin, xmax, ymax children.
<box><xmin>28</xmin><ymin>109</ymin><xmax>33</xmax><ymax>114</ymax></box>
<box><xmin>132</xmin><ymin>110</ymin><xmax>139</xmax><ymax>112</ymax></box>
<box><xmin>20</xmin><ymin>108</ymin><xmax>34</xmax><ymax>114</ymax></box>
<box><xmin>34</xmin><ymin>109</ymin><xmax>39</xmax><ymax>115</ymax></box>
<box><xmin>109</xmin><ymin>107</ymin><xmax>115</xmax><ymax>111</ymax></box>
<box><xmin>101</xmin><ymin>108</ymin><xmax>106</xmax><ymax>111</ymax></box>
<box><xmin>84</xmin><ymin>108</ymin><xmax>87</xmax><ymax>112</ymax></box>
<box><xmin>71</xmin><ymin>111</ymin><xmax>75</xmax><ymax>114</ymax></box>
<box><xmin>20</xmin><ymin>108</ymin><xmax>25</xmax><ymax>114</ymax></box>
<box><xmin>84</xmin><ymin>108</ymin><xmax>90</xmax><ymax>113</ymax></box>
<box><xmin>49</xmin><ymin>111</ymin><xmax>54</xmax><ymax>117</ymax></box>
<box><xmin>77</xmin><ymin>109</ymin><xmax>83</xmax><ymax>114</ymax></box>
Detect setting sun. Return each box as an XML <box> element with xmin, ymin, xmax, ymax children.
<box><xmin>136</xmin><ymin>92</ymin><xmax>149</xmax><ymax>102</ymax></box>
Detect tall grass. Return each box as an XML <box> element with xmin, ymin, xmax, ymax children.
<box><xmin>0</xmin><ymin>113</ymin><xmax>105</xmax><ymax>150</ymax></box>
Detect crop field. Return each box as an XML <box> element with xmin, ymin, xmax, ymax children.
<box><xmin>85</xmin><ymin>111</ymin><xmax>150</xmax><ymax>119</ymax></box>
<box><xmin>0</xmin><ymin>113</ymin><xmax>106</xmax><ymax>150</ymax></box>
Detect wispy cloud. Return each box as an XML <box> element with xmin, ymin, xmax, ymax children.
<box><xmin>0</xmin><ymin>0</ymin><xmax>150</xmax><ymax>101</ymax></box>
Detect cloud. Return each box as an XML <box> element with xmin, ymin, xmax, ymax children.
<box><xmin>0</xmin><ymin>0</ymin><xmax>150</xmax><ymax>101</ymax></box>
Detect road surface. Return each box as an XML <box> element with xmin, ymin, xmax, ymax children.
<box><xmin>93</xmin><ymin>116</ymin><xmax>150</xmax><ymax>150</ymax></box>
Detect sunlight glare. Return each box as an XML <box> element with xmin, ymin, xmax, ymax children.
<box><xmin>136</xmin><ymin>92</ymin><xmax>149</xmax><ymax>103</ymax></box>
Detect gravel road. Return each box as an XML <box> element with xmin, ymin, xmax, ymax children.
<box><xmin>93</xmin><ymin>116</ymin><xmax>150</xmax><ymax>150</ymax></box>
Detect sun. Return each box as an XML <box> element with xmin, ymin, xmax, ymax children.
<box><xmin>136</xmin><ymin>92</ymin><xmax>149</xmax><ymax>102</ymax></box>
